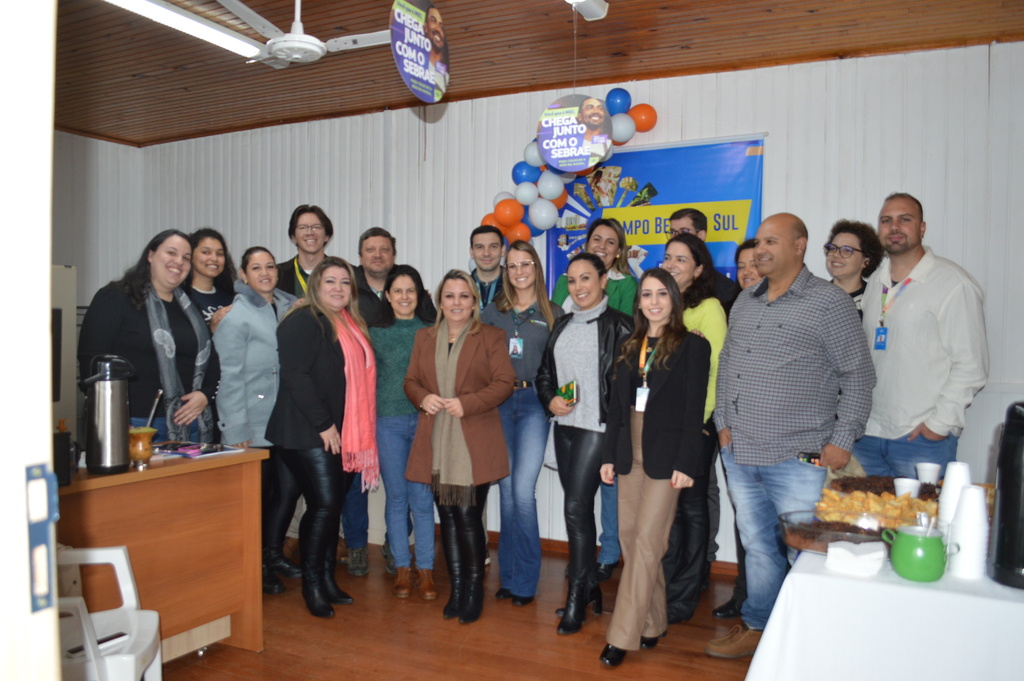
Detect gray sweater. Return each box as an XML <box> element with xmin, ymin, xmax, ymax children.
<box><xmin>553</xmin><ymin>297</ymin><xmax>607</xmax><ymax>433</ymax></box>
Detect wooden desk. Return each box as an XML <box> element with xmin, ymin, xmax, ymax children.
<box><xmin>58</xmin><ymin>449</ymin><xmax>268</xmax><ymax>659</ymax></box>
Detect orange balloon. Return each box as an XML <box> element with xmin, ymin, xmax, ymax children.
<box><xmin>628</xmin><ymin>104</ymin><xmax>658</xmax><ymax>133</ymax></box>
<box><xmin>494</xmin><ymin>199</ymin><xmax>525</xmax><ymax>228</ymax></box>
<box><xmin>552</xmin><ymin>188</ymin><xmax>568</xmax><ymax>210</ymax></box>
<box><xmin>481</xmin><ymin>212</ymin><xmax>500</xmax><ymax>228</ymax></box>
<box><xmin>575</xmin><ymin>166</ymin><xmax>595</xmax><ymax>176</ymax></box>
<box><xmin>505</xmin><ymin>222</ymin><xmax>532</xmax><ymax>243</ymax></box>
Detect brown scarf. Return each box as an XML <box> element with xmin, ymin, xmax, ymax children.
<box><xmin>429</xmin><ymin>319</ymin><xmax>475</xmax><ymax>505</ymax></box>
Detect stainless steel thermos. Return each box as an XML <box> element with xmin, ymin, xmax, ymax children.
<box><xmin>81</xmin><ymin>354</ymin><xmax>135</xmax><ymax>475</ymax></box>
<box><xmin>990</xmin><ymin>401</ymin><xmax>1024</xmax><ymax>588</ymax></box>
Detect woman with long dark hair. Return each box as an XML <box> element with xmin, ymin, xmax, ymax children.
<box><xmin>536</xmin><ymin>252</ymin><xmax>633</xmax><ymax>635</ymax></box>
<box><xmin>213</xmin><ymin>247</ymin><xmax>301</xmax><ymax>595</ymax></box>
<box><xmin>404</xmin><ymin>270</ymin><xmax>514</xmax><ymax>624</ymax></box>
<box><xmin>597</xmin><ymin>268</ymin><xmax>710</xmax><ymax>666</ymax></box>
<box><xmin>659</xmin><ymin>233</ymin><xmax>727</xmax><ymax>623</ymax></box>
<box><xmin>186</xmin><ymin>228</ymin><xmax>237</xmax><ymax>332</ymax></box>
<box><xmin>78</xmin><ymin>229</ymin><xmax>219</xmax><ymax>443</ymax></box>
<box><xmin>482</xmin><ymin>240</ymin><xmax>563</xmax><ymax>606</ymax></box>
<box><xmin>370</xmin><ymin>264</ymin><xmax>439</xmax><ymax>600</ymax></box>
<box><xmin>265</xmin><ymin>257</ymin><xmax>379</xmax><ymax>618</ymax></box>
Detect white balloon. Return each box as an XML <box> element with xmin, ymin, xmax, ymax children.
<box><xmin>529</xmin><ymin>198</ymin><xmax>558</xmax><ymax>231</ymax></box>
<box><xmin>523</xmin><ymin>141</ymin><xmax>544</xmax><ymax>167</ymax></box>
<box><xmin>493</xmin><ymin>191</ymin><xmax>515</xmax><ymax>207</ymax></box>
<box><xmin>559</xmin><ymin>171</ymin><xmax>577</xmax><ymax>184</ymax></box>
<box><xmin>611</xmin><ymin>112</ymin><xmax>636</xmax><ymax>144</ymax></box>
<box><xmin>537</xmin><ymin>170</ymin><xmax>564</xmax><ymax>200</ymax></box>
<box><xmin>514</xmin><ymin>182</ymin><xmax>540</xmax><ymax>206</ymax></box>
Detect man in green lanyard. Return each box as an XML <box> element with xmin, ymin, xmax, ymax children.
<box><xmin>277</xmin><ymin>204</ymin><xmax>334</xmax><ymax>298</ymax></box>
<box><xmin>470</xmin><ymin>225</ymin><xmax>506</xmax><ymax>311</ymax></box>
<box><xmin>853</xmin><ymin>192</ymin><xmax>988</xmax><ymax>479</ymax></box>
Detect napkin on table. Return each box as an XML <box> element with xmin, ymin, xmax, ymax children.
<box><xmin>824</xmin><ymin>541</ymin><xmax>887</xmax><ymax>577</ymax></box>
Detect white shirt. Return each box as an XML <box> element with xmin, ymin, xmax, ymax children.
<box><xmin>861</xmin><ymin>247</ymin><xmax>988</xmax><ymax>438</ymax></box>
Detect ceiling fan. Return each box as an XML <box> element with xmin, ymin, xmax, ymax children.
<box><xmin>215</xmin><ymin>0</ymin><xmax>390</xmax><ymax>68</ymax></box>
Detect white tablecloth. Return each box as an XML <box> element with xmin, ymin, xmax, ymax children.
<box><xmin>745</xmin><ymin>551</ymin><xmax>1024</xmax><ymax>681</ymax></box>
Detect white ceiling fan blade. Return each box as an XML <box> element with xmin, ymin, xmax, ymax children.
<box><xmin>325</xmin><ymin>30</ymin><xmax>390</xmax><ymax>53</ymax></box>
<box><xmin>215</xmin><ymin>0</ymin><xmax>284</xmax><ymax>40</ymax></box>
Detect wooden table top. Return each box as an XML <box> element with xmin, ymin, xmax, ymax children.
<box><xmin>59</xmin><ymin>448</ymin><xmax>268</xmax><ymax>494</ymax></box>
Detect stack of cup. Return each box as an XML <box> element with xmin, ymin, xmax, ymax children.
<box><xmin>946</xmin><ymin>484</ymin><xmax>990</xmax><ymax>579</ymax></box>
<box><xmin>938</xmin><ymin>461</ymin><xmax>972</xmax><ymax>531</ymax></box>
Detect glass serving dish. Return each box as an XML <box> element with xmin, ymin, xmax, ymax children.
<box><xmin>779</xmin><ymin>510</ymin><xmax>886</xmax><ymax>555</ymax></box>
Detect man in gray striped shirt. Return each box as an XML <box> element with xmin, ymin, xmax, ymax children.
<box><xmin>705</xmin><ymin>213</ymin><xmax>875</xmax><ymax>659</ymax></box>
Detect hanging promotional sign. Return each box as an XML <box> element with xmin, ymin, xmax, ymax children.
<box><xmin>390</xmin><ymin>0</ymin><xmax>449</xmax><ymax>104</ymax></box>
<box><xmin>546</xmin><ymin>136</ymin><xmax>765</xmax><ymax>296</ymax></box>
<box><xmin>537</xmin><ymin>95</ymin><xmax>612</xmax><ymax>173</ymax></box>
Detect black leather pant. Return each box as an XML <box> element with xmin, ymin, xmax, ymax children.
<box><xmin>262</xmin><ymin>446</ymin><xmax>303</xmax><ymax>551</ymax></box>
<box><xmin>662</xmin><ymin>419</ymin><xmax>716</xmax><ymax>621</ymax></box>
<box><xmin>279</xmin><ymin>447</ymin><xmax>355</xmax><ymax>572</ymax></box>
<box><xmin>436</xmin><ymin>484</ymin><xmax>491</xmax><ymax>583</ymax></box>
<box><xmin>554</xmin><ymin>425</ymin><xmax>606</xmax><ymax>583</ymax></box>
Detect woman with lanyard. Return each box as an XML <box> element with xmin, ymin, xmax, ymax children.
<box><xmin>276</xmin><ymin>204</ymin><xmax>334</xmax><ymax>298</ymax></box>
<box><xmin>404</xmin><ymin>270</ymin><xmax>515</xmax><ymax>624</ymax></box>
<box><xmin>78</xmin><ymin>229</ymin><xmax>219</xmax><ymax>443</ymax></box>
<box><xmin>537</xmin><ymin>252</ymin><xmax>633</xmax><ymax>635</ymax></box>
<box><xmin>266</xmin><ymin>257</ymin><xmax>379</xmax><ymax>619</ymax></box>
<box><xmin>659</xmin><ymin>232</ymin><xmax>728</xmax><ymax>623</ymax></box>
<box><xmin>597</xmin><ymin>268</ymin><xmax>710</xmax><ymax>667</ymax></box>
<box><xmin>369</xmin><ymin>264</ymin><xmax>439</xmax><ymax>601</ymax></box>
<box><xmin>482</xmin><ymin>240</ymin><xmax>564</xmax><ymax>607</ymax></box>
<box><xmin>551</xmin><ymin>217</ymin><xmax>636</xmax><ymax>582</ymax></box>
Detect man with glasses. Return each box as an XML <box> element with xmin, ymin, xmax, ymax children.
<box><xmin>667</xmin><ymin>208</ymin><xmax>740</xmax><ymax>308</ymax></box>
<box><xmin>277</xmin><ymin>204</ymin><xmax>334</xmax><ymax>297</ymax></box>
<box><xmin>469</xmin><ymin>225</ymin><xmax>506</xmax><ymax>311</ymax></box>
<box><xmin>853</xmin><ymin>193</ymin><xmax>988</xmax><ymax>478</ymax></box>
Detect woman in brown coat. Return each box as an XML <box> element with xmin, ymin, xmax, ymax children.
<box><xmin>404</xmin><ymin>270</ymin><xmax>515</xmax><ymax>624</ymax></box>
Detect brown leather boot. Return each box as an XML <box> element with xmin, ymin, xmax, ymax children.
<box><xmin>392</xmin><ymin>567</ymin><xmax>412</xmax><ymax>598</ymax></box>
<box><xmin>416</xmin><ymin>568</ymin><xmax>438</xmax><ymax>600</ymax></box>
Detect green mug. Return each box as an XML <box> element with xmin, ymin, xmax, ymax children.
<box><xmin>882</xmin><ymin>526</ymin><xmax>947</xmax><ymax>582</ymax></box>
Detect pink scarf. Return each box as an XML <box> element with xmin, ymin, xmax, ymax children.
<box><xmin>334</xmin><ymin>311</ymin><xmax>379</xmax><ymax>490</ymax></box>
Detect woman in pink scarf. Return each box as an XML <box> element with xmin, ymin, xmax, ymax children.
<box><xmin>266</xmin><ymin>257</ymin><xmax>379</xmax><ymax>618</ymax></box>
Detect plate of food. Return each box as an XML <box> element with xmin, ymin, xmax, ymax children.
<box><xmin>779</xmin><ymin>511</ymin><xmax>885</xmax><ymax>555</ymax></box>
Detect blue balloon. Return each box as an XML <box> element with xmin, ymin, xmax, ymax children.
<box><xmin>512</xmin><ymin>161</ymin><xmax>542</xmax><ymax>185</ymax></box>
<box><xmin>606</xmin><ymin>88</ymin><xmax>632</xmax><ymax>116</ymax></box>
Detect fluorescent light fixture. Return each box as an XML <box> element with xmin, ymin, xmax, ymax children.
<box><xmin>565</xmin><ymin>0</ymin><xmax>609</xmax><ymax>22</ymax></box>
<box><xmin>102</xmin><ymin>0</ymin><xmax>264</xmax><ymax>59</ymax></box>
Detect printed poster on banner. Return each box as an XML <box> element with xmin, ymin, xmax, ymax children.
<box><xmin>546</xmin><ymin>137</ymin><xmax>765</xmax><ymax>296</ymax></box>
<box><xmin>537</xmin><ymin>95</ymin><xmax>612</xmax><ymax>173</ymax></box>
<box><xmin>390</xmin><ymin>0</ymin><xmax>449</xmax><ymax>104</ymax></box>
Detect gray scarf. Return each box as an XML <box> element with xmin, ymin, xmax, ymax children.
<box><xmin>429</xmin><ymin>319</ymin><xmax>475</xmax><ymax>506</ymax></box>
<box><xmin>145</xmin><ymin>286</ymin><xmax>215</xmax><ymax>442</ymax></box>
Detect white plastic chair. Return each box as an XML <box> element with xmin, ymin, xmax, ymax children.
<box><xmin>58</xmin><ymin>546</ymin><xmax>162</xmax><ymax>681</ymax></box>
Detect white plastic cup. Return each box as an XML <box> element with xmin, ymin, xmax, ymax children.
<box><xmin>894</xmin><ymin>477</ymin><xmax>921</xmax><ymax>498</ymax></box>
<box><xmin>947</xmin><ymin>490</ymin><xmax>989</xmax><ymax>580</ymax></box>
<box><xmin>938</xmin><ymin>462</ymin><xmax>972</xmax><ymax>525</ymax></box>
<box><xmin>916</xmin><ymin>462</ymin><xmax>941</xmax><ymax>485</ymax></box>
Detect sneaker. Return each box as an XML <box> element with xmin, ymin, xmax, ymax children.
<box><xmin>705</xmin><ymin>623</ymin><xmax>763</xmax><ymax>659</ymax></box>
<box><xmin>347</xmin><ymin>546</ymin><xmax>369</xmax><ymax>576</ymax></box>
<box><xmin>381</xmin><ymin>542</ymin><xmax>397</xmax><ymax>575</ymax></box>
<box><xmin>484</xmin><ymin>548</ymin><xmax>491</xmax><ymax>567</ymax></box>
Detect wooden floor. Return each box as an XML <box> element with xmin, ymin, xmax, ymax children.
<box><xmin>164</xmin><ymin>543</ymin><xmax>752</xmax><ymax>681</ymax></box>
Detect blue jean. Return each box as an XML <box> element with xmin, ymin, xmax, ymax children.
<box><xmin>721</xmin><ymin>444</ymin><xmax>826</xmax><ymax>629</ymax></box>
<box><xmin>131</xmin><ymin>416</ymin><xmax>197</xmax><ymax>443</ymax></box>
<box><xmin>342</xmin><ymin>472</ymin><xmax>369</xmax><ymax>549</ymax></box>
<box><xmin>853</xmin><ymin>433</ymin><xmax>959</xmax><ymax>479</ymax></box>
<box><xmin>598</xmin><ymin>481</ymin><xmax>621</xmax><ymax>565</ymax></box>
<box><xmin>377</xmin><ymin>414</ymin><xmax>435</xmax><ymax>570</ymax></box>
<box><xmin>497</xmin><ymin>387</ymin><xmax>547</xmax><ymax>597</ymax></box>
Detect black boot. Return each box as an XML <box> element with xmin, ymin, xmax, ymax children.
<box><xmin>263</xmin><ymin>563</ymin><xmax>284</xmax><ymax>594</ymax></box>
<box><xmin>459</xmin><ymin>539</ymin><xmax>486</xmax><ymax>624</ymax></box>
<box><xmin>264</xmin><ymin>545</ymin><xmax>302</xmax><ymax>579</ymax></box>
<box><xmin>557</xmin><ymin>580</ymin><xmax>602</xmax><ymax>634</ymax></box>
<box><xmin>323</xmin><ymin>551</ymin><xmax>354</xmax><ymax>605</ymax></box>
<box><xmin>458</xmin><ymin>484</ymin><xmax>489</xmax><ymax>624</ymax></box>
<box><xmin>438</xmin><ymin>505</ymin><xmax>463</xmax><ymax>620</ymax></box>
<box><xmin>301</xmin><ymin>567</ymin><xmax>334</xmax><ymax>618</ymax></box>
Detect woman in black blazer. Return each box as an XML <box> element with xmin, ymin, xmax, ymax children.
<box><xmin>596</xmin><ymin>268</ymin><xmax>710</xmax><ymax>667</ymax></box>
<box><xmin>266</xmin><ymin>256</ymin><xmax>377</xmax><ymax>619</ymax></box>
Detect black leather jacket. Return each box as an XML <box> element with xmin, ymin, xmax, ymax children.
<box><xmin>535</xmin><ymin>305</ymin><xmax>633</xmax><ymax>425</ymax></box>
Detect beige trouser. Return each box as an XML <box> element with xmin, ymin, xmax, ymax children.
<box><xmin>605</xmin><ymin>409</ymin><xmax>681</xmax><ymax>650</ymax></box>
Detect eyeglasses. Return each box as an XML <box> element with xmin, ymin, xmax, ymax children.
<box><xmin>296</xmin><ymin>224</ymin><xmax>325</xmax><ymax>233</ymax></box>
<box><xmin>506</xmin><ymin>261</ymin><xmax>535</xmax><ymax>272</ymax></box>
<box><xmin>823</xmin><ymin>243</ymin><xmax>863</xmax><ymax>258</ymax></box>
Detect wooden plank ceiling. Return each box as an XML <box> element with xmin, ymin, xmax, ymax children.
<box><xmin>56</xmin><ymin>0</ymin><xmax>1024</xmax><ymax>146</ymax></box>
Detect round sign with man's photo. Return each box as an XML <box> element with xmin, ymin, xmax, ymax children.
<box><xmin>536</xmin><ymin>95</ymin><xmax>612</xmax><ymax>173</ymax></box>
<box><xmin>390</xmin><ymin>0</ymin><xmax>449</xmax><ymax>104</ymax></box>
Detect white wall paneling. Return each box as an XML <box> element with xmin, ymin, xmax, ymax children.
<box><xmin>53</xmin><ymin>43</ymin><xmax>1024</xmax><ymax>559</ymax></box>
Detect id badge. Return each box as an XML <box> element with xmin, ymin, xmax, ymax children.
<box><xmin>635</xmin><ymin>386</ymin><xmax>650</xmax><ymax>412</ymax></box>
<box><xmin>509</xmin><ymin>337</ymin><xmax>524</xmax><ymax>359</ymax></box>
<box><xmin>873</xmin><ymin>326</ymin><xmax>888</xmax><ymax>350</ymax></box>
